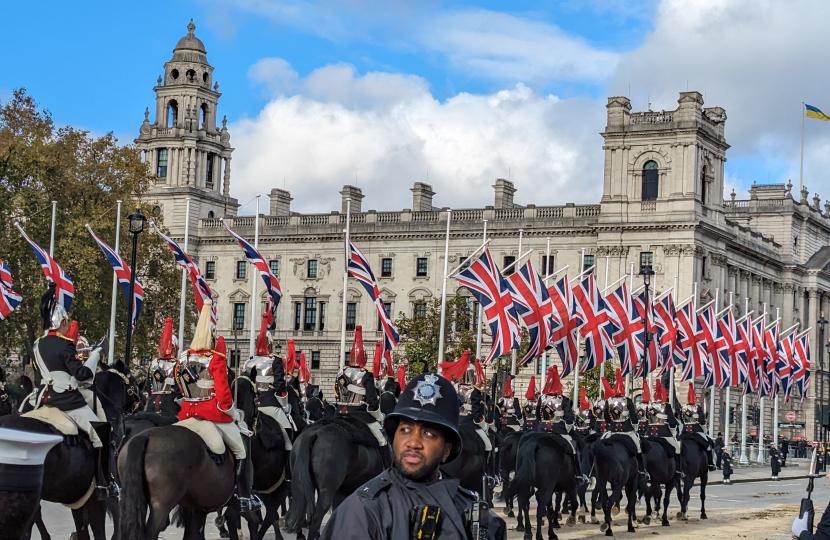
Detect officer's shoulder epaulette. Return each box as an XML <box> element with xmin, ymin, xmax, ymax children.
<box><xmin>357</xmin><ymin>475</ymin><xmax>392</xmax><ymax>500</ymax></box>
<box><xmin>457</xmin><ymin>485</ymin><xmax>478</xmax><ymax>500</ymax></box>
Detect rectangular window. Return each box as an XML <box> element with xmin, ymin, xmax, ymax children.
<box><xmin>229</xmin><ymin>349</ymin><xmax>241</xmax><ymax>369</ymax></box>
<box><xmin>308</xmin><ymin>259</ymin><xmax>318</xmax><ymax>278</ymax></box>
<box><xmin>503</xmin><ymin>256</ymin><xmax>516</xmax><ymax>275</ymax></box>
<box><xmin>157</xmin><ymin>149</ymin><xmax>168</xmax><ymax>178</ymax></box>
<box><xmin>377</xmin><ymin>302</ymin><xmax>392</xmax><ymax>331</ymax></box>
<box><xmin>344</xmin><ymin>352</ymin><xmax>350</xmax><ymax>367</ymax></box>
<box><xmin>233</xmin><ymin>302</ymin><xmax>245</xmax><ymax>331</ymax></box>
<box><xmin>640</xmin><ymin>251</ymin><xmax>654</xmax><ymax>271</ymax></box>
<box><xmin>472</xmin><ymin>301</ymin><xmax>480</xmax><ymax>330</ymax></box>
<box><xmin>583</xmin><ymin>255</ymin><xmax>595</xmax><ymax>274</ymax></box>
<box><xmin>381</xmin><ymin>258</ymin><xmax>393</xmax><ymax>277</ymax></box>
<box><xmin>236</xmin><ymin>261</ymin><xmax>247</xmax><ymax>280</ymax></box>
<box><xmin>346</xmin><ymin>302</ymin><xmax>357</xmax><ymax>331</ymax></box>
<box><xmin>416</xmin><ymin>257</ymin><xmax>428</xmax><ymax>277</ymax></box>
<box><xmin>205</xmin><ymin>261</ymin><xmax>216</xmax><ymax>280</ymax></box>
<box><xmin>537</xmin><ymin>356</ymin><xmax>544</xmax><ymax>375</ymax></box>
<box><xmin>294</xmin><ymin>302</ymin><xmax>302</xmax><ymax>331</ymax></box>
<box><xmin>414</xmin><ymin>302</ymin><xmax>427</xmax><ymax>319</ymax></box>
<box><xmin>304</xmin><ymin>297</ymin><xmax>317</xmax><ymax>331</ymax></box>
<box><xmin>319</xmin><ymin>302</ymin><xmax>326</xmax><ymax>331</ymax></box>
<box><xmin>269</xmin><ymin>260</ymin><xmax>279</xmax><ymax>278</ymax></box>
<box><xmin>541</xmin><ymin>255</ymin><xmax>555</xmax><ymax>276</ymax></box>
<box><xmin>311</xmin><ymin>351</ymin><xmax>321</xmax><ymax>370</ymax></box>
<box><xmin>205</xmin><ymin>153</ymin><xmax>214</xmax><ymax>187</ymax></box>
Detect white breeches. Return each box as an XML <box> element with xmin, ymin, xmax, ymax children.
<box><xmin>79</xmin><ymin>388</ymin><xmax>107</xmax><ymax>422</ymax></box>
<box><xmin>505</xmin><ymin>424</ymin><xmax>521</xmax><ymax>432</ymax></box>
<box><xmin>367</xmin><ymin>421</ymin><xmax>388</xmax><ymax>447</ymax></box>
<box><xmin>65</xmin><ymin>406</ymin><xmax>103</xmax><ymax>448</ymax></box>
<box><xmin>602</xmin><ymin>431</ymin><xmax>641</xmax><ymax>453</ymax></box>
<box><xmin>475</xmin><ymin>421</ymin><xmax>493</xmax><ymax>451</ymax></box>
<box><xmin>696</xmin><ymin>432</ymin><xmax>713</xmax><ymax>449</ymax></box>
<box><xmin>214</xmin><ymin>421</ymin><xmax>246</xmax><ymax>459</ymax></box>
<box><xmin>663</xmin><ymin>436</ymin><xmax>681</xmax><ymax>453</ymax></box>
<box><xmin>559</xmin><ymin>433</ymin><xmax>578</xmax><ymax>454</ymax></box>
<box><xmin>258</xmin><ymin>406</ymin><xmax>294</xmax><ymax>451</ymax></box>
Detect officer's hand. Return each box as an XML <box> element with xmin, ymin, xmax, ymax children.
<box><xmin>792</xmin><ymin>511</ymin><xmax>809</xmax><ymax>537</ymax></box>
<box><xmin>95</xmin><ymin>337</ymin><xmax>109</xmax><ymax>359</ymax></box>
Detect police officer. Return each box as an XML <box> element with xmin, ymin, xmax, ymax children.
<box><xmin>321</xmin><ymin>373</ymin><xmax>507</xmax><ymax>540</ymax></box>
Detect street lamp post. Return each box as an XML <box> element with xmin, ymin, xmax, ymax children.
<box><xmin>637</xmin><ymin>264</ymin><xmax>655</xmax><ymax>386</ymax></box>
<box><xmin>123</xmin><ymin>204</ymin><xmax>146</xmax><ymax>371</ymax></box>
<box><xmin>818</xmin><ymin>312</ymin><xmax>827</xmax><ymax>471</ymax></box>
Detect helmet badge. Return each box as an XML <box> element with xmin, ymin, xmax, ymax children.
<box><xmin>413</xmin><ymin>374</ymin><xmax>442</xmax><ymax>406</ymax></box>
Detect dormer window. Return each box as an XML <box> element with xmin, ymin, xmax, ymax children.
<box><xmin>642</xmin><ymin>161</ymin><xmax>658</xmax><ymax>201</ymax></box>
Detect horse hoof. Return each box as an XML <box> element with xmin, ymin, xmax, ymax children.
<box><xmin>578</xmin><ymin>514</ymin><xmax>586</xmax><ymax>524</ymax></box>
<box><xmin>566</xmin><ymin>516</ymin><xmax>576</xmax><ymax>527</ymax></box>
<box><xmin>701</xmin><ymin>513</ymin><xmax>707</xmax><ymax>520</ymax></box>
<box><xmin>675</xmin><ymin>511</ymin><xmax>683</xmax><ymax>520</ymax></box>
<box><xmin>600</xmin><ymin>522</ymin><xmax>608</xmax><ymax>532</ymax></box>
<box><xmin>681</xmin><ymin>513</ymin><xmax>688</xmax><ymax>521</ymax></box>
<box><xmin>552</xmin><ymin>520</ymin><xmax>560</xmax><ymax>529</ymax></box>
<box><xmin>591</xmin><ymin>516</ymin><xmax>600</xmax><ymax>524</ymax></box>
<box><xmin>611</xmin><ymin>506</ymin><xmax>620</xmax><ymax>517</ymax></box>
<box><xmin>69</xmin><ymin>534</ymin><xmax>77</xmax><ymax>540</ymax></box>
<box><xmin>605</xmin><ymin>529</ymin><xmax>614</xmax><ymax>537</ymax></box>
<box><xmin>523</xmin><ymin>532</ymin><xmax>532</xmax><ymax>540</ymax></box>
<box><xmin>508</xmin><ymin>510</ymin><xmax>515</xmax><ymax>517</ymax></box>
<box><xmin>662</xmin><ymin>519</ymin><xmax>670</xmax><ymax>527</ymax></box>
<box><xmin>516</xmin><ymin>524</ymin><xmax>524</xmax><ymax>532</ymax></box>
<box><xmin>643</xmin><ymin>516</ymin><xmax>651</xmax><ymax>526</ymax></box>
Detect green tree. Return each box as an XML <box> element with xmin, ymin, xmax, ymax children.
<box><xmin>0</xmin><ymin>89</ymin><xmax>186</xmax><ymax>377</ymax></box>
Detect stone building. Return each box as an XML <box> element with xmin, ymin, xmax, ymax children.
<box><xmin>137</xmin><ymin>22</ymin><xmax>830</xmax><ymax>442</ymax></box>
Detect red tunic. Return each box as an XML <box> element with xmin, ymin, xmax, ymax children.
<box><xmin>178</xmin><ymin>347</ymin><xmax>234</xmax><ymax>424</ymax></box>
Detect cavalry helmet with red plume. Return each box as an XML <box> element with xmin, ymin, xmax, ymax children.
<box><xmin>254</xmin><ymin>312</ymin><xmax>271</xmax><ymax>357</ymax></box>
<box><xmin>613</xmin><ymin>368</ymin><xmax>625</xmax><ymax>397</ymax></box>
<box><xmin>579</xmin><ymin>387</ymin><xmax>591</xmax><ymax>411</ymax></box>
<box><xmin>542</xmin><ymin>365</ymin><xmax>563</xmax><ymax>396</ymax></box>
<box><xmin>525</xmin><ymin>375</ymin><xmax>537</xmax><ymax>401</ymax></box>
<box><xmin>349</xmin><ymin>325</ymin><xmax>367</xmax><ymax>368</ymax></box>
<box><xmin>158</xmin><ymin>317</ymin><xmax>175</xmax><ymax>359</ymax></box>
<box><xmin>438</xmin><ymin>350</ymin><xmax>470</xmax><ymax>382</ymax></box>
<box><xmin>502</xmin><ymin>374</ymin><xmax>514</xmax><ymax>398</ymax></box>
<box><xmin>687</xmin><ymin>382</ymin><xmax>698</xmax><ymax>405</ymax></box>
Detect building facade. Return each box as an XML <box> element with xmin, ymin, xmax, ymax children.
<box><xmin>138</xmin><ymin>23</ymin><xmax>830</xmax><ymax>441</ymax></box>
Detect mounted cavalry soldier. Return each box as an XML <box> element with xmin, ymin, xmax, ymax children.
<box><xmin>64</xmin><ymin>321</ymin><xmax>108</xmax><ymax>424</ymax></box>
<box><xmin>497</xmin><ymin>374</ymin><xmax>523</xmax><ymax>432</ymax></box>
<box><xmin>175</xmin><ymin>299</ymin><xmax>261</xmax><ymax>513</ymax></box>
<box><xmin>535</xmin><ymin>365</ymin><xmax>587</xmax><ymax>484</ymax></box>
<box><xmin>643</xmin><ymin>379</ymin><xmax>683</xmax><ymax>477</ymax></box>
<box><xmin>522</xmin><ymin>375</ymin><xmax>538</xmax><ymax>431</ymax></box>
<box><xmin>149</xmin><ymin>317</ymin><xmax>180</xmax><ymax>396</ymax></box>
<box><xmin>31</xmin><ymin>283</ymin><xmax>118</xmax><ymax>498</ymax></box>
<box><xmin>574</xmin><ymin>387</ymin><xmax>594</xmax><ymax>434</ymax></box>
<box><xmin>334</xmin><ymin>325</ymin><xmax>388</xmax><ymax>451</ymax></box>
<box><xmin>321</xmin><ymin>372</ymin><xmax>507</xmax><ymax>540</ymax></box>
<box><xmin>245</xmin><ymin>312</ymin><xmax>295</xmax><ymax>450</ymax></box>
<box><xmin>601</xmin><ymin>369</ymin><xmax>648</xmax><ymax>478</ymax></box>
<box><xmin>679</xmin><ymin>383</ymin><xmax>717</xmax><ymax>471</ymax></box>
<box><xmin>440</xmin><ymin>350</ymin><xmax>492</xmax><ymax>452</ymax></box>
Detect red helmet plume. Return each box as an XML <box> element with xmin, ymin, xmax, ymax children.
<box><xmin>299</xmin><ymin>352</ymin><xmax>311</xmax><ymax>383</ymax></box>
<box><xmin>285</xmin><ymin>339</ymin><xmax>297</xmax><ymax>374</ymax></box>
<box><xmin>502</xmin><ymin>374</ymin><xmax>514</xmax><ymax>398</ymax></box>
<box><xmin>438</xmin><ymin>350</ymin><xmax>470</xmax><ymax>382</ymax></box>
<box><xmin>653</xmin><ymin>379</ymin><xmax>667</xmax><ymax>403</ymax></box>
<box><xmin>613</xmin><ymin>368</ymin><xmax>625</xmax><ymax>397</ymax></box>
<box><xmin>373</xmin><ymin>341</ymin><xmax>383</xmax><ymax>379</ymax></box>
<box><xmin>158</xmin><ymin>318</ymin><xmax>174</xmax><ymax>359</ymax></box>
<box><xmin>525</xmin><ymin>376</ymin><xmax>537</xmax><ymax>400</ymax></box>
<box><xmin>687</xmin><ymin>383</ymin><xmax>698</xmax><ymax>405</ymax></box>
<box><xmin>349</xmin><ymin>326</ymin><xmax>366</xmax><ymax>368</ymax></box>
<box><xmin>641</xmin><ymin>380</ymin><xmax>651</xmax><ymax>403</ymax></box>
<box><xmin>579</xmin><ymin>387</ymin><xmax>591</xmax><ymax>410</ymax></box>
<box><xmin>255</xmin><ymin>313</ymin><xmax>270</xmax><ymax>357</ymax></box>
<box><xmin>214</xmin><ymin>335</ymin><xmax>227</xmax><ymax>357</ymax></box>
<box><xmin>543</xmin><ymin>366</ymin><xmax>563</xmax><ymax>396</ymax></box>
<box><xmin>474</xmin><ymin>358</ymin><xmax>486</xmax><ymax>388</ymax></box>
<box><xmin>397</xmin><ymin>365</ymin><xmax>406</xmax><ymax>390</ymax></box>
<box><xmin>601</xmin><ymin>376</ymin><xmax>614</xmax><ymax>398</ymax></box>
<box><xmin>66</xmin><ymin>321</ymin><xmax>79</xmax><ymax>344</ymax></box>
<box><xmin>384</xmin><ymin>349</ymin><xmax>394</xmax><ymax>378</ymax></box>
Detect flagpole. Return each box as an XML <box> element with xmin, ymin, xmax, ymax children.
<box><xmin>437</xmin><ymin>210</ymin><xmax>452</xmax><ymax>369</ymax></box>
<box><xmin>573</xmin><ymin>248</ymin><xmax>585</xmax><ymax>404</ymax></box>
<box><xmin>757</xmin><ymin>302</ymin><xmax>767</xmax><ymax>464</ymax></box>
<box><xmin>49</xmin><ymin>200</ymin><xmax>57</xmax><ymax>257</ymax></box>
<box><xmin>339</xmin><ymin>199</ymin><xmax>352</xmax><ymax>367</ymax></box>
<box><xmin>773</xmin><ymin>307</ymin><xmax>780</xmax><ymax>445</ymax></box>
<box><xmin>626</xmin><ymin>262</ymin><xmax>634</xmax><ymax>396</ymax></box>
<box><xmin>601</xmin><ymin>255</ymin><xmax>609</xmax><ymax>385</ymax></box>
<box><xmin>669</xmin><ymin>275</ymin><xmax>678</xmax><ymax>406</ymax></box>
<box><xmin>177</xmin><ymin>197</ymin><xmax>191</xmax><ymax>351</ymax></box>
<box><xmin>800</xmin><ymin>102</ymin><xmax>805</xmax><ymax>194</ymax></box>
<box><xmin>709</xmin><ymin>288</ymin><xmax>719</xmax><ymax>438</ymax></box>
<box><xmin>106</xmin><ymin>200</ymin><xmax>122</xmax><ymax>365</ymax></box>
<box><xmin>740</xmin><ymin>297</ymin><xmax>750</xmax><ymax>464</ymax></box>
<box><xmin>475</xmin><ymin>220</ymin><xmax>488</xmax><ymax>363</ymax></box>
<box><xmin>541</xmin><ymin>236</ymin><xmax>551</xmax><ymax>376</ymax></box>
<box><xmin>724</xmin><ymin>291</ymin><xmax>733</xmax><ymax>451</ymax></box>
<box><xmin>510</xmin><ymin>229</ymin><xmax>523</xmax><ymax>376</ymax></box>
<box><xmin>247</xmin><ymin>195</ymin><xmax>261</xmax><ymax>358</ymax></box>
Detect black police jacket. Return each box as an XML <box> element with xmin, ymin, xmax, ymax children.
<box><xmin>469</xmin><ymin>387</ymin><xmax>485</xmax><ymax>423</ymax></box>
<box><xmin>321</xmin><ymin>468</ymin><xmax>506</xmax><ymax>540</ymax></box>
<box><xmin>37</xmin><ymin>333</ymin><xmax>91</xmax><ymax>411</ymax></box>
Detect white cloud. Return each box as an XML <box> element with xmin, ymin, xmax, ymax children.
<box><xmin>231</xmin><ymin>61</ymin><xmax>606</xmax><ymax>213</ymax></box>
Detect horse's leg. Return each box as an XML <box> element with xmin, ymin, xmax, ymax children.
<box><xmin>534</xmin><ymin>489</ymin><xmax>546</xmax><ymax>540</ymax></box>
<box><xmin>700</xmin><ymin>470</ymin><xmax>708</xmax><ymax>520</ymax></box>
<box><xmin>679</xmin><ymin>475</ymin><xmax>692</xmax><ymax>521</ymax></box>
<box><xmin>626</xmin><ymin>481</ymin><xmax>637</xmax><ymax>533</ymax></box>
<box><xmin>552</xmin><ymin>492</ymin><xmax>561</xmax><ymax>528</ymax></box>
<box><xmin>183</xmin><ymin>509</ymin><xmax>208</xmax><ymax>540</ymax></box>
<box><xmin>106</xmin><ymin>497</ymin><xmax>120</xmax><ymax>540</ymax></box>
<box><xmin>33</xmin><ymin>506</ymin><xmax>50</xmax><ymax>540</ymax></box>
<box><xmin>86</xmin><ymin>499</ymin><xmax>108</xmax><ymax>540</ymax></box>
<box><xmin>545</xmin><ymin>491</ymin><xmax>559</xmax><ymax>540</ymax></box>
<box><xmin>71</xmin><ymin>507</ymin><xmax>91</xmax><ymax>540</ymax></box>
<box><xmin>662</xmin><ymin>479</ymin><xmax>674</xmax><ymax>526</ymax></box>
<box><xmin>566</xmin><ymin>488</ymin><xmax>578</xmax><ymax>527</ymax></box>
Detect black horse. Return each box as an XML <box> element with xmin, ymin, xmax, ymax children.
<box><xmin>678</xmin><ymin>433</ymin><xmax>710</xmax><ymax>521</ymax></box>
<box><xmin>641</xmin><ymin>438</ymin><xmax>679</xmax><ymax>526</ymax></box>
<box><xmin>0</xmin><ymin>365</ymin><xmax>14</xmax><ymax>417</ymax></box>
<box><xmin>497</xmin><ymin>428</ymin><xmax>522</xmax><ymax>520</ymax></box>
<box><xmin>284</xmin><ymin>416</ymin><xmax>389</xmax><ymax>540</ymax></box>
<box><xmin>441</xmin><ymin>421</ymin><xmax>493</xmax><ymax>500</ymax></box>
<box><xmin>589</xmin><ymin>436</ymin><xmax>641</xmax><ymax>536</ymax></box>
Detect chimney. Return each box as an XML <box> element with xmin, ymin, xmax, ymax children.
<box><xmin>493</xmin><ymin>179</ymin><xmax>516</xmax><ymax>209</ymax></box>
<box><xmin>411</xmin><ymin>182</ymin><xmax>435</xmax><ymax>211</ymax></box>
<box><xmin>605</xmin><ymin>96</ymin><xmax>631</xmax><ymax>127</ymax></box>
<box><xmin>340</xmin><ymin>185</ymin><xmax>364</xmax><ymax>213</ymax></box>
<box><xmin>269</xmin><ymin>188</ymin><xmax>292</xmax><ymax>216</ymax></box>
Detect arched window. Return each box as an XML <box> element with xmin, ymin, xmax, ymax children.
<box><xmin>167</xmin><ymin>100</ymin><xmax>178</xmax><ymax>128</ymax></box>
<box><xmin>700</xmin><ymin>166</ymin><xmax>708</xmax><ymax>205</ymax></box>
<box><xmin>642</xmin><ymin>161</ymin><xmax>658</xmax><ymax>201</ymax></box>
<box><xmin>200</xmin><ymin>103</ymin><xmax>207</xmax><ymax>129</ymax></box>
<box><xmin>207</xmin><ymin>210</ymin><xmax>215</xmax><ymax>219</ymax></box>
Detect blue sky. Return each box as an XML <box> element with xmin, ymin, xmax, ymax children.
<box><xmin>2</xmin><ymin>1</ymin><xmax>828</xmax><ymax>212</ymax></box>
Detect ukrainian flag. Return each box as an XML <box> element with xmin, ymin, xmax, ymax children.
<box><xmin>806</xmin><ymin>104</ymin><xmax>830</xmax><ymax>121</ymax></box>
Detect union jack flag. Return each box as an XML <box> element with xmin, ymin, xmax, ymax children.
<box><xmin>676</xmin><ymin>302</ymin><xmax>708</xmax><ymax>381</ymax></box>
<box><xmin>793</xmin><ymin>333</ymin><xmax>810</xmax><ymax>400</ymax></box>
<box><xmin>17</xmin><ymin>224</ymin><xmax>74</xmax><ymax>311</ymax></box>
<box><xmin>738</xmin><ymin>318</ymin><xmax>758</xmax><ymax>395</ymax></box>
<box><xmin>87</xmin><ymin>226</ymin><xmax>144</xmax><ymax>331</ymax></box>
<box><xmin>765</xmin><ymin>323</ymin><xmax>781</xmax><ymax>399</ymax></box>
<box><xmin>548</xmin><ymin>276</ymin><xmax>579</xmax><ymax>377</ymax></box>
<box><xmin>456</xmin><ymin>249</ymin><xmax>520</xmax><ymax>364</ymax></box>
<box><xmin>699</xmin><ymin>306</ymin><xmax>728</xmax><ymax>388</ymax></box>
<box><xmin>753</xmin><ymin>318</ymin><xmax>771</xmax><ymax>398</ymax></box>
<box><xmin>347</xmin><ymin>241</ymin><xmax>399</xmax><ymax>352</ymax></box>
<box><xmin>508</xmin><ymin>260</ymin><xmax>559</xmax><ymax>366</ymax></box>
<box><xmin>778</xmin><ymin>332</ymin><xmax>796</xmax><ymax>402</ymax></box>
<box><xmin>224</xmin><ymin>222</ymin><xmax>282</xmax><ymax>317</ymax></box>
<box><xmin>572</xmin><ymin>275</ymin><xmax>618</xmax><ymax>373</ymax></box>
<box><xmin>151</xmin><ymin>222</ymin><xmax>217</xmax><ymax>325</ymax></box>
<box><xmin>604</xmin><ymin>283</ymin><xmax>643</xmax><ymax>377</ymax></box>
<box><xmin>715</xmin><ymin>311</ymin><xmax>744</xmax><ymax>388</ymax></box>
<box><xmin>0</xmin><ymin>260</ymin><xmax>21</xmax><ymax>321</ymax></box>
<box><xmin>654</xmin><ymin>294</ymin><xmax>684</xmax><ymax>373</ymax></box>
<box><xmin>633</xmin><ymin>290</ymin><xmax>662</xmax><ymax>377</ymax></box>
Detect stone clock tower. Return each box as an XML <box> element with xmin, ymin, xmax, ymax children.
<box><xmin>136</xmin><ymin>19</ymin><xmax>238</xmax><ymax>236</ymax></box>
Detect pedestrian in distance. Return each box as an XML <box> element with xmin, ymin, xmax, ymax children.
<box><xmin>714</xmin><ymin>432</ymin><xmax>725</xmax><ymax>470</ymax></box>
<box><xmin>770</xmin><ymin>443</ymin><xmax>782</xmax><ymax>480</ymax></box>
<box><xmin>721</xmin><ymin>447</ymin><xmax>733</xmax><ymax>485</ymax></box>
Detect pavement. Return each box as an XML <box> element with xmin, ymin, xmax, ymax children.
<box><xmin>35</xmin><ymin>458</ymin><xmax>817</xmax><ymax>540</ymax></box>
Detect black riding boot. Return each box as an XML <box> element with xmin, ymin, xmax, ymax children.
<box><xmin>91</xmin><ymin>422</ymin><xmax>119</xmax><ymax>499</ymax></box>
<box><xmin>572</xmin><ymin>452</ymin><xmax>588</xmax><ymax>485</ymax></box>
<box><xmin>236</xmin><ymin>436</ymin><xmax>262</xmax><ymax>514</ymax></box>
<box><xmin>674</xmin><ymin>452</ymin><xmax>685</xmax><ymax>478</ymax></box>
<box><xmin>637</xmin><ymin>452</ymin><xmax>650</xmax><ymax>480</ymax></box>
<box><xmin>707</xmin><ymin>446</ymin><xmax>716</xmax><ymax>471</ymax></box>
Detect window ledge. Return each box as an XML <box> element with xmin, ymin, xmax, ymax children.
<box><xmin>413</xmin><ymin>275</ymin><xmax>429</xmax><ymax>281</ymax></box>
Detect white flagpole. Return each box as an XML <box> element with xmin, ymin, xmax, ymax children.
<box><xmin>773</xmin><ymin>307</ymin><xmax>780</xmax><ymax>445</ymax></box>
<box><xmin>601</xmin><ymin>255</ymin><xmax>609</xmax><ymax>384</ymax></box>
<box><xmin>475</xmin><ymin>220</ymin><xmax>488</xmax><ymax>363</ymax></box>
<box><xmin>709</xmin><ymin>288</ymin><xmax>719</xmax><ymax>438</ymax></box>
<box><xmin>669</xmin><ymin>275</ymin><xmax>678</xmax><ymax>406</ymax></box>
<box><xmin>757</xmin><ymin>302</ymin><xmax>767</xmax><ymax>464</ymax></box>
<box><xmin>573</xmin><ymin>248</ymin><xmax>585</xmax><ymax>404</ymax></box>
<box><xmin>541</xmin><ymin>237</ymin><xmax>551</xmax><ymax>376</ymax></box>
<box><xmin>437</xmin><ymin>210</ymin><xmax>453</xmax><ymax>369</ymax></box>
<box><xmin>247</xmin><ymin>195</ymin><xmax>261</xmax><ymax>358</ymax></box>
<box><xmin>510</xmin><ymin>229</ymin><xmax>523</xmax><ymax>376</ymax></box>
<box><xmin>49</xmin><ymin>200</ymin><xmax>57</xmax><ymax>257</ymax></box>
<box><xmin>626</xmin><ymin>262</ymin><xmax>634</xmax><ymax>396</ymax></box>
<box><xmin>107</xmin><ymin>200</ymin><xmax>122</xmax><ymax>365</ymax></box>
<box><xmin>740</xmin><ymin>297</ymin><xmax>750</xmax><ymax>464</ymax></box>
<box><xmin>801</xmin><ymin>102</ymin><xmax>805</xmax><ymax>194</ymax></box>
<box><xmin>339</xmin><ymin>199</ymin><xmax>352</xmax><ymax>366</ymax></box>
<box><xmin>177</xmin><ymin>198</ymin><xmax>191</xmax><ymax>351</ymax></box>
<box><xmin>724</xmin><ymin>291</ymin><xmax>733</xmax><ymax>449</ymax></box>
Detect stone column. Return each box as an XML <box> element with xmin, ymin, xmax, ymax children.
<box><xmin>763</xmin><ymin>280</ymin><xmax>773</xmax><ymax>313</ymax></box>
<box><xmin>783</xmin><ymin>283</ymin><xmax>794</xmax><ymax>327</ymax></box>
<box><xmin>773</xmin><ymin>283</ymin><xmax>783</xmax><ymax>317</ymax></box>
<box><xmin>752</xmin><ymin>275</ymin><xmax>762</xmax><ymax>312</ymax></box>
<box><xmin>727</xmin><ymin>266</ymin><xmax>738</xmax><ymax>309</ymax></box>
<box><xmin>195</xmin><ymin>150</ymin><xmax>202</xmax><ymax>188</ymax></box>
<box><xmin>808</xmin><ymin>288</ymin><xmax>819</xmax><ymax>362</ymax></box>
<box><xmin>223</xmin><ymin>157</ymin><xmax>232</xmax><ymax>197</ymax></box>
<box><xmin>740</xmin><ymin>270</ymin><xmax>750</xmax><ymax>315</ymax></box>
<box><xmin>170</xmin><ymin>148</ymin><xmax>179</xmax><ymax>186</ymax></box>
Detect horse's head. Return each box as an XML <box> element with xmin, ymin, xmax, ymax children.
<box><xmin>233</xmin><ymin>375</ymin><xmax>258</xmax><ymax>425</ymax></box>
<box><xmin>97</xmin><ymin>363</ymin><xmax>140</xmax><ymax>414</ymax></box>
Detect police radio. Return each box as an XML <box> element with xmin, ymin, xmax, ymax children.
<box><xmin>464</xmin><ymin>500</ymin><xmax>489</xmax><ymax>540</ymax></box>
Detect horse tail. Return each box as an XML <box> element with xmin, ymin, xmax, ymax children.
<box><xmin>118</xmin><ymin>433</ymin><xmax>149</xmax><ymax>540</ymax></box>
<box><xmin>285</xmin><ymin>428</ymin><xmax>319</xmax><ymax>533</ymax></box>
<box><xmin>506</xmin><ymin>437</ymin><xmax>539</xmax><ymax>500</ymax></box>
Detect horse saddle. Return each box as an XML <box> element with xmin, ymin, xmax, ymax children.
<box><xmin>176</xmin><ymin>417</ymin><xmax>226</xmax><ymax>455</ymax></box>
<box><xmin>23</xmin><ymin>406</ymin><xmax>78</xmax><ymax>436</ymax></box>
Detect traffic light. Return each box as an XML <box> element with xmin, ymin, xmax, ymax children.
<box><xmin>729</xmin><ymin>406</ymin><xmax>736</xmax><ymax>424</ymax></box>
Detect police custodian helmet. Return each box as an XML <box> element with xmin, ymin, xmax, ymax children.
<box><xmin>384</xmin><ymin>373</ymin><xmax>463</xmax><ymax>463</ymax></box>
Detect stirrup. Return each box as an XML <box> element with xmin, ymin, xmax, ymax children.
<box><xmin>97</xmin><ymin>481</ymin><xmax>120</xmax><ymax>499</ymax></box>
<box><xmin>239</xmin><ymin>494</ymin><xmax>262</xmax><ymax>513</ymax></box>
<box><xmin>576</xmin><ymin>474</ymin><xmax>588</xmax><ymax>486</ymax></box>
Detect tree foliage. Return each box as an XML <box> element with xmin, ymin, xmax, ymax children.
<box><xmin>0</xmin><ymin>89</ymin><xmax>185</xmax><ymax>376</ymax></box>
